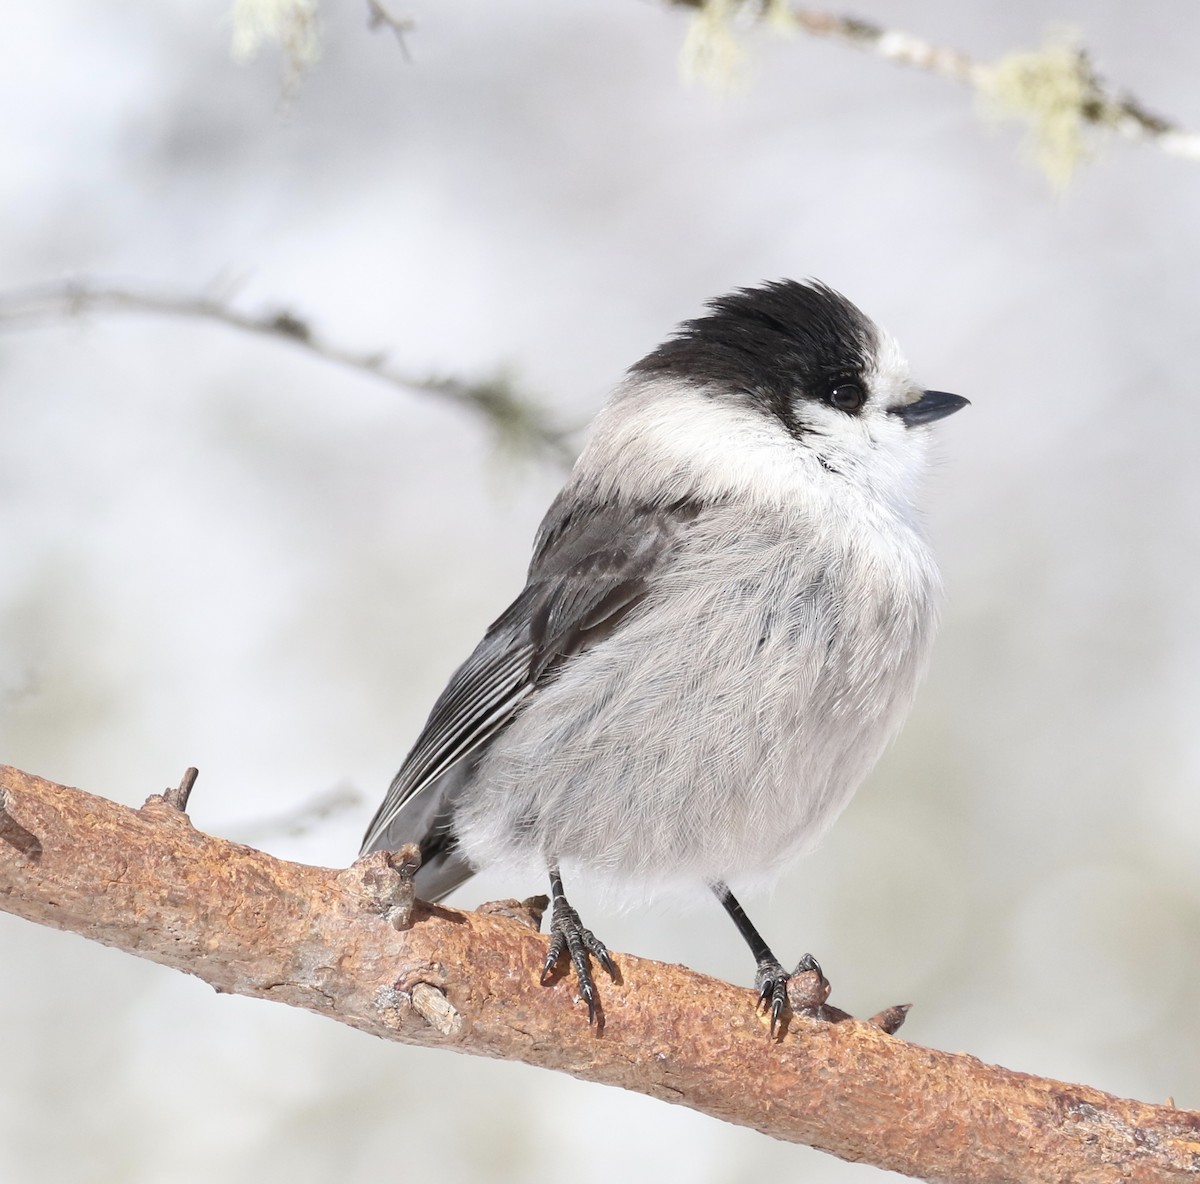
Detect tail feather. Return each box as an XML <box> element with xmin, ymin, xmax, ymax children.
<box><xmin>360</xmin><ymin>759</ymin><xmax>478</xmax><ymax>904</ymax></box>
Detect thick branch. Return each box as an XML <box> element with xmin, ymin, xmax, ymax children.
<box><xmin>1</xmin><ymin>765</ymin><xmax>1196</xmax><ymax>1183</ymax></box>
<box><xmin>0</xmin><ymin>281</ymin><xmax>576</xmax><ymax>468</ymax></box>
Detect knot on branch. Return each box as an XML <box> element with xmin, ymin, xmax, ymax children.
<box><xmin>476</xmin><ymin>894</ymin><xmax>550</xmax><ymax>932</ymax></box>
<box><xmin>786</xmin><ymin>960</ymin><xmax>832</xmax><ymax>1015</ymax></box>
<box><xmin>0</xmin><ymin>787</ymin><xmax>43</xmax><ymax>861</ymax></box>
<box><xmin>343</xmin><ymin>844</ymin><xmax>421</xmax><ymax>930</ymax></box>
<box><xmin>782</xmin><ymin>964</ymin><xmax>910</xmax><ymax>1034</ymax></box>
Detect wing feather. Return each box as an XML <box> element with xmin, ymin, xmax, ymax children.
<box><xmin>359</xmin><ymin>494</ymin><xmax>704</xmax><ymax>871</ymax></box>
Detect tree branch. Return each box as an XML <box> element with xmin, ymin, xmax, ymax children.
<box><xmin>670</xmin><ymin>2</ymin><xmax>1200</xmax><ymax>180</ymax></box>
<box><xmin>1</xmin><ymin>765</ymin><xmax>1196</xmax><ymax>1182</ymax></box>
<box><xmin>0</xmin><ymin>281</ymin><xmax>576</xmax><ymax>468</ymax></box>
<box><xmin>365</xmin><ymin>0</ymin><xmax>417</xmax><ymax>59</ymax></box>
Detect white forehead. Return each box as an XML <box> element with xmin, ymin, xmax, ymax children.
<box><xmin>865</xmin><ymin>328</ymin><xmax>912</xmax><ymax>401</ymax></box>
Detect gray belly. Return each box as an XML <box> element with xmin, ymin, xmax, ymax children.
<box><xmin>456</xmin><ymin>514</ymin><xmax>938</xmax><ymax>891</ymax></box>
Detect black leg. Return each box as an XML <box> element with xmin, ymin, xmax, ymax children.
<box><xmin>542</xmin><ymin>864</ymin><xmax>617</xmax><ymax>1023</ymax></box>
<box><xmin>712</xmin><ymin>881</ymin><xmax>824</xmax><ymax>1036</ymax></box>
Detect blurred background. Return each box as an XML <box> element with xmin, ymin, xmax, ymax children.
<box><xmin>2</xmin><ymin>1</ymin><xmax>1198</xmax><ymax>1180</ymax></box>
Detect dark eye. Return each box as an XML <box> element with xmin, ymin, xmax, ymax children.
<box><xmin>828</xmin><ymin>382</ymin><xmax>865</xmax><ymax>412</ymax></box>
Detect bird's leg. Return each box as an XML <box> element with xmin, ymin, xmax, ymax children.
<box><xmin>712</xmin><ymin>881</ymin><xmax>826</xmax><ymax>1036</ymax></box>
<box><xmin>541</xmin><ymin>864</ymin><xmax>617</xmax><ymax>1023</ymax></box>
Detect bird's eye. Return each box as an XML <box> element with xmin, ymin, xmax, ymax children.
<box><xmin>828</xmin><ymin>383</ymin><xmax>865</xmax><ymax>412</ymax></box>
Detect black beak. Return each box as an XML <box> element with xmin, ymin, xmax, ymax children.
<box><xmin>891</xmin><ymin>389</ymin><xmax>970</xmax><ymax>427</ymax></box>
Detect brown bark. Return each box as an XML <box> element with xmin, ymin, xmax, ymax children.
<box><xmin>1</xmin><ymin>764</ymin><xmax>1196</xmax><ymax>1182</ymax></box>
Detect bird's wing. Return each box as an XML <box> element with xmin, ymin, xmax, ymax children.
<box><xmin>359</xmin><ymin>494</ymin><xmax>703</xmax><ymax>868</ymax></box>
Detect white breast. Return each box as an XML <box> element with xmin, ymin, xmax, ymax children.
<box><xmin>456</xmin><ymin>495</ymin><xmax>940</xmax><ymax>898</ymax></box>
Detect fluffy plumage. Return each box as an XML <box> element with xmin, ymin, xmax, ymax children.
<box><xmin>362</xmin><ymin>280</ymin><xmax>962</xmax><ymax>918</ymax></box>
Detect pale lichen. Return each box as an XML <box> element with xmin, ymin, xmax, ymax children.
<box><xmin>679</xmin><ymin>0</ymin><xmax>751</xmax><ymax>94</ymax></box>
<box><xmin>231</xmin><ymin>0</ymin><xmax>321</xmax><ymax>83</ymax></box>
<box><xmin>978</xmin><ymin>31</ymin><xmax>1097</xmax><ymax>192</ymax></box>
<box><xmin>763</xmin><ymin>0</ymin><xmax>797</xmax><ymax>36</ymax></box>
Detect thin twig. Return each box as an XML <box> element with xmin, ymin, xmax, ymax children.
<box><xmin>669</xmin><ymin>2</ymin><xmax>1200</xmax><ymax>165</ymax></box>
<box><xmin>365</xmin><ymin>0</ymin><xmax>417</xmax><ymax>60</ymax></box>
<box><xmin>162</xmin><ymin>767</ymin><xmax>199</xmax><ymax>813</ymax></box>
<box><xmin>0</xmin><ymin>281</ymin><xmax>577</xmax><ymax>468</ymax></box>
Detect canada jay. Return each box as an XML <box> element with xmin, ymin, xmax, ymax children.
<box><xmin>362</xmin><ymin>279</ymin><xmax>967</xmax><ymax>1030</ymax></box>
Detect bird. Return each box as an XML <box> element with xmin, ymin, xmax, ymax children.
<box><xmin>361</xmin><ymin>278</ymin><xmax>968</xmax><ymax>1032</ymax></box>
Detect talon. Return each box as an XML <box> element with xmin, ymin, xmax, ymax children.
<box><xmin>754</xmin><ymin>958</ymin><xmax>791</xmax><ymax>1037</ymax></box>
<box><xmin>541</xmin><ymin>931</ymin><xmax>567</xmax><ymax>982</ymax></box>
<box><xmin>794</xmin><ymin>952</ymin><xmax>822</xmax><ymax>978</ymax></box>
<box><xmin>767</xmin><ymin>979</ymin><xmax>788</xmax><ymax>1037</ymax></box>
<box><xmin>589</xmin><ymin>936</ymin><xmax>617</xmax><ymax>980</ymax></box>
<box><xmin>541</xmin><ymin>885</ymin><xmax>617</xmax><ymax>1024</ymax></box>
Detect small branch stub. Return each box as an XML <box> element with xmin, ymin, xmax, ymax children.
<box><xmin>868</xmin><ymin>1003</ymin><xmax>911</xmax><ymax>1035</ymax></box>
<box><xmin>163</xmin><ymin>768</ymin><xmax>199</xmax><ymax>813</ymax></box>
<box><xmin>410</xmin><ymin>981</ymin><xmax>463</xmax><ymax>1037</ymax></box>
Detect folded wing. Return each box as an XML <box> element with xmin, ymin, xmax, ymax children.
<box><xmin>359</xmin><ymin>493</ymin><xmax>703</xmax><ymax>899</ymax></box>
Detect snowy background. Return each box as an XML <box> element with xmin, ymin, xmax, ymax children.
<box><xmin>2</xmin><ymin>2</ymin><xmax>1199</xmax><ymax>1181</ymax></box>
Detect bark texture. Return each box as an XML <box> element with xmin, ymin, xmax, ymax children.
<box><xmin>1</xmin><ymin>764</ymin><xmax>1196</xmax><ymax>1182</ymax></box>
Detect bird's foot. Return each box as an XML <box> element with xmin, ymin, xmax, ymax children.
<box><xmin>541</xmin><ymin>895</ymin><xmax>617</xmax><ymax>1024</ymax></box>
<box><xmin>755</xmin><ymin>952</ymin><xmax>827</xmax><ymax>1037</ymax></box>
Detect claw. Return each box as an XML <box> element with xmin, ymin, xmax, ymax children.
<box><xmin>541</xmin><ymin>931</ymin><xmax>567</xmax><ymax>983</ymax></box>
<box><xmin>542</xmin><ymin>894</ymin><xmax>617</xmax><ymax>1024</ymax></box>
<box><xmin>594</xmin><ymin>943</ymin><xmax>617</xmax><ymax>979</ymax></box>
<box><xmin>788</xmin><ymin>954</ymin><xmax>831</xmax><ymax>1013</ymax></box>
<box><xmin>754</xmin><ymin>958</ymin><xmax>791</xmax><ymax>1038</ymax></box>
<box><xmin>795</xmin><ymin>952</ymin><xmax>822</xmax><ymax>977</ymax></box>
<box><xmin>754</xmin><ymin>954</ymin><xmax>829</xmax><ymax>1036</ymax></box>
<box><xmin>580</xmin><ymin>979</ymin><xmax>599</xmax><ymax>1024</ymax></box>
